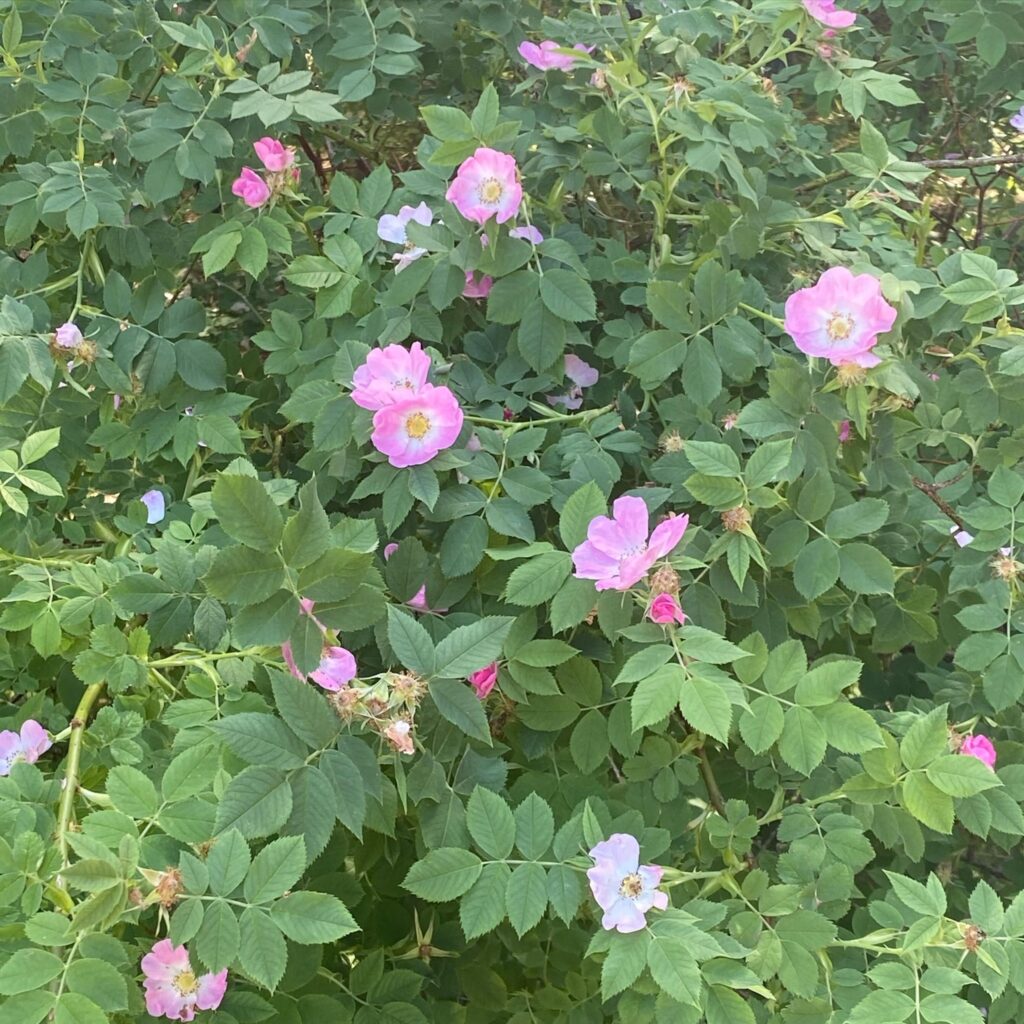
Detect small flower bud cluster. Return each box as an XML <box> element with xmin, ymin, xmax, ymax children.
<box><xmin>328</xmin><ymin>670</ymin><xmax>428</xmax><ymax>756</ymax></box>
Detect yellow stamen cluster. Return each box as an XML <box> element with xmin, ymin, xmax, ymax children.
<box><xmin>991</xmin><ymin>553</ymin><xmax>1023</xmax><ymax>582</ymax></box>
<box><xmin>835</xmin><ymin>363</ymin><xmax>867</xmax><ymax>387</ymax></box>
<box><xmin>660</xmin><ymin>430</ymin><xmax>685</xmax><ymax>453</ymax></box>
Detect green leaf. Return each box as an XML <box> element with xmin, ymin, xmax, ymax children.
<box><xmin>738</xmin><ymin>695</ymin><xmax>784</xmax><ymax>754</ymax></box>
<box><xmin>403</xmin><ymin>848</ymin><xmax>482</xmax><ymax>902</ymax></box>
<box><xmin>272</xmin><ymin>673</ymin><xmax>339</xmax><ymax>750</ymax></box>
<box><xmin>211</xmin><ymin>474</ymin><xmax>283</xmax><ymax>551</ymax></box>
<box><xmin>54</xmin><ymin>993</ymin><xmax>107</xmax><ymax>1024</ymax></box>
<box><xmin>244</xmin><ymin>836</ymin><xmax>306</xmax><ymax>903</ymax></box>
<box><xmin>106</xmin><ymin>765</ymin><xmax>158</xmax><ymax>818</ymax></box>
<box><xmin>514</xmin><ymin>793</ymin><xmax>555</xmax><ymax>860</ymax></box>
<box><xmin>271</xmin><ymin>891</ymin><xmax>359</xmax><ymax>943</ymax></box>
<box><xmin>506</xmin><ymin>862</ymin><xmax>547</xmax><ymax>937</ymax></box>
<box><xmin>65</xmin><ymin>958</ymin><xmax>128</xmax><ymax>1012</ymax></box>
<box><xmin>559</xmin><ymin>482</ymin><xmax>606</xmax><ymax>551</ymax></box>
<box><xmin>162</xmin><ymin>743</ymin><xmax>221</xmax><ymax>803</ymax></box>
<box><xmin>504</xmin><ymin>551</ymin><xmax>573</xmax><ymax>605</ymax></box>
<box><xmin>678</xmin><ymin>673</ymin><xmax>732</xmax><ymax>743</ymax></box>
<box><xmin>214</xmin><ymin>713</ymin><xmax>307</xmax><ymax>770</ymax></box>
<box><xmin>679</xmin><ymin>625</ymin><xmax>750</xmax><ymax>665</ymax></box>
<box><xmin>546</xmin><ymin>864</ymin><xmax>582</xmax><ymax>925</ymax></box>
<box><xmin>793</xmin><ymin>659</ymin><xmax>861</xmax><ymax>707</ymax></box>
<box><xmin>601</xmin><ymin>933</ymin><xmax>650</xmax><ymax>1001</ymax></box>
<box><xmin>434</xmin><ymin>617</ymin><xmax>513</xmax><ymax>678</ymax></box>
<box><xmin>926</xmin><ymin>755</ymin><xmax>1001</xmax><ymax>797</ymax></box>
<box><xmin>902</xmin><ymin>773</ymin><xmax>954</xmax><ymax>833</ymax></box>
<box><xmin>238</xmin><ymin>908</ymin><xmax>287</xmax><ymax>991</ymax></box>
<box><xmin>320</xmin><ymin>749</ymin><xmax>367</xmax><ymax>839</ymax></box>
<box><xmin>988</xmin><ymin>465</ymin><xmax>1024</xmax><ymax>508</ymax></box>
<box><xmin>684</xmin><ymin>441</ymin><xmax>740</xmax><ymax>477</ymax></box>
<box><xmin>214</xmin><ymin>766</ymin><xmax>293</xmax><ymax>839</ymax></box>
<box><xmin>466</xmin><ymin>787</ymin><xmax>515</xmax><ymax>859</ymax></box>
<box><xmin>204</xmin><ymin>546</ymin><xmax>285</xmax><ymax>606</ymax></box>
<box><xmin>387</xmin><ymin>606</ymin><xmax>435</xmax><ymax>676</ymax></box>
<box><xmin>0</xmin><ymin>949</ymin><xmax>64</xmax><ymax>994</ymax></box>
<box><xmin>647</xmin><ymin>936</ymin><xmax>702</xmax><ymax>1006</ymax></box>
<box><xmin>838</xmin><ymin>543</ymin><xmax>895</xmax><ymax>595</ymax></box>
<box><xmin>825</xmin><ymin>499</ymin><xmax>889</xmax><ymax>540</ymax></box>
<box><xmin>195</xmin><ymin>899</ymin><xmax>240</xmax><ymax>973</ymax></box>
<box><xmin>429</xmin><ymin>679</ymin><xmax>492</xmax><ymax>744</ymax></box>
<box><xmin>539</xmin><ymin>269</ymin><xmax>596</xmax><ymax>321</ymax></box>
<box><xmin>281</xmin><ymin>480</ymin><xmax>331</xmax><ymax>568</ymax></box>
<box><xmin>778</xmin><ymin>706</ymin><xmax>827</xmax><ymax>775</ymax></box>
<box><xmin>207</xmin><ymin>830</ymin><xmax>251</xmax><ymax>896</ymax></box>
<box><xmin>793</xmin><ymin>536</ymin><xmax>840</xmax><ymax>600</ymax></box>
<box><xmin>459</xmin><ymin>862</ymin><xmax>510</xmax><ymax>940</ymax></box>
<box><xmin>705</xmin><ymin>985</ymin><xmax>755</xmax><ymax>1024</ymax></box>
<box><xmin>900</xmin><ymin>706</ymin><xmax>949</xmax><ymax>770</ymax></box>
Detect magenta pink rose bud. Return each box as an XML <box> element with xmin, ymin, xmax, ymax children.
<box><xmin>463</xmin><ymin>271</ymin><xmax>494</xmax><ymax>299</ymax></box>
<box><xmin>253</xmin><ymin>137</ymin><xmax>295</xmax><ymax>172</ymax></box>
<box><xmin>961</xmin><ymin>734</ymin><xmax>997</xmax><ymax>769</ymax></box>
<box><xmin>648</xmin><ymin>593</ymin><xmax>686</xmax><ymax>625</ymax></box>
<box><xmin>231</xmin><ymin>167</ymin><xmax>271</xmax><ymax>208</ymax></box>
<box><xmin>468</xmin><ymin>662</ymin><xmax>499</xmax><ymax>699</ymax></box>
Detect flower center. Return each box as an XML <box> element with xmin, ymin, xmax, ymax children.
<box><xmin>405</xmin><ymin>411</ymin><xmax>431</xmax><ymax>439</ymax></box>
<box><xmin>173</xmin><ymin>970</ymin><xmax>198</xmax><ymax>996</ymax></box>
<box><xmin>826</xmin><ymin>311</ymin><xmax>855</xmax><ymax>341</ymax></box>
<box><xmin>478</xmin><ymin>177</ymin><xmax>504</xmax><ymax>205</ymax></box>
<box><xmin>619</xmin><ymin>873</ymin><xmax>644</xmax><ymax>899</ymax></box>
<box><xmin>619</xmin><ymin>542</ymin><xmax>646</xmax><ymax>561</ymax></box>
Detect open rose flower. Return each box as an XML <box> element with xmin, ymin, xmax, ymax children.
<box><xmin>961</xmin><ymin>734</ymin><xmax>996</xmax><ymax>769</ymax></box>
<box><xmin>548</xmin><ymin>353</ymin><xmax>599</xmax><ymax>410</ymax></box>
<box><xmin>253</xmin><ymin>137</ymin><xmax>295</xmax><ymax>172</ymax></box>
<box><xmin>0</xmin><ymin>720</ymin><xmax>52</xmax><ymax>776</ymax></box>
<box><xmin>518</xmin><ymin>40</ymin><xmax>593</xmax><ymax>72</ymax></box>
<box><xmin>784</xmin><ymin>266</ymin><xmax>897</xmax><ymax>368</ymax></box>
<box><xmin>468</xmin><ymin>662</ymin><xmax>499</xmax><ymax>699</ymax></box>
<box><xmin>55</xmin><ymin>322</ymin><xmax>83</xmax><ymax>348</ymax></box>
<box><xmin>283</xmin><ymin>639</ymin><xmax>357</xmax><ymax>692</ymax></box>
<box><xmin>141</xmin><ymin>489</ymin><xmax>165</xmax><ymax>524</ymax></box>
<box><xmin>371</xmin><ymin>383</ymin><xmax>464</xmax><ymax>468</ymax></box>
<box><xmin>803</xmin><ymin>0</ymin><xmax>856</xmax><ymax>28</ymax></box>
<box><xmin>231</xmin><ymin>167</ymin><xmax>270</xmax><ymax>208</ymax></box>
<box><xmin>377</xmin><ymin>203</ymin><xmax>434</xmax><ymax>272</ymax></box>
<box><xmin>587</xmin><ymin>834</ymin><xmax>668</xmax><ymax>933</ymax></box>
<box><xmin>463</xmin><ymin>271</ymin><xmax>494</xmax><ymax>299</ymax></box>
<box><xmin>648</xmin><ymin>593</ymin><xmax>686</xmax><ymax>626</ymax></box>
<box><xmin>572</xmin><ymin>496</ymin><xmax>689</xmax><ymax>591</ymax></box>
<box><xmin>351</xmin><ymin>342</ymin><xmax>432</xmax><ymax>411</ymax></box>
<box><xmin>446</xmin><ymin>147</ymin><xmax>522</xmax><ymax>225</ymax></box>
<box><xmin>141</xmin><ymin>939</ymin><xmax>227</xmax><ymax>1021</ymax></box>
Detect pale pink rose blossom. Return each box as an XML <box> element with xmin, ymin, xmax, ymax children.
<box><xmin>351</xmin><ymin>342</ymin><xmax>432</xmax><ymax>411</ymax></box>
<box><xmin>587</xmin><ymin>834</ymin><xmax>668</xmax><ymax>933</ymax></box>
<box><xmin>141</xmin><ymin>939</ymin><xmax>227</xmax><ymax>1021</ymax></box>
<box><xmin>468</xmin><ymin>662</ymin><xmax>499</xmax><ymax>698</ymax></box>
<box><xmin>141</xmin><ymin>489</ymin><xmax>165</xmax><ymax>524</ymax></box>
<box><xmin>783</xmin><ymin>266</ymin><xmax>897</xmax><ymax>368</ymax></box>
<box><xmin>548</xmin><ymin>353</ymin><xmax>598</xmax><ymax>410</ymax></box>
<box><xmin>0</xmin><ymin>720</ymin><xmax>52</xmax><ymax>776</ymax></box>
<box><xmin>377</xmin><ymin>203</ymin><xmax>434</xmax><ymax>272</ymax></box>
<box><xmin>1011</xmin><ymin>107</ymin><xmax>1024</xmax><ymax>133</ymax></box>
<box><xmin>446</xmin><ymin>147</ymin><xmax>522</xmax><ymax>225</ymax></box>
<box><xmin>385</xmin><ymin>719</ymin><xmax>415</xmax><ymax>755</ymax></box>
<box><xmin>231</xmin><ymin>167</ymin><xmax>271</xmax><ymax>208</ymax></box>
<box><xmin>803</xmin><ymin>0</ymin><xmax>856</xmax><ymax>28</ymax></box>
<box><xmin>54</xmin><ymin>322</ymin><xmax>83</xmax><ymax>348</ymax></box>
<box><xmin>282</xmin><ymin>641</ymin><xmax>357</xmax><ymax>691</ymax></box>
<box><xmin>961</xmin><ymin>734</ymin><xmax>996</xmax><ymax>769</ymax></box>
<box><xmin>253</xmin><ymin>137</ymin><xmax>295</xmax><ymax>172</ymax></box>
<box><xmin>371</xmin><ymin>383</ymin><xmax>464</xmax><ymax>468</ymax></box>
<box><xmin>518</xmin><ymin>40</ymin><xmax>594</xmax><ymax>72</ymax></box>
<box><xmin>463</xmin><ymin>271</ymin><xmax>494</xmax><ymax>299</ymax></box>
<box><xmin>509</xmin><ymin>225</ymin><xmax>544</xmax><ymax>244</ymax></box>
<box><xmin>648</xmin><ymin>593</ymin><xmax>686</xmax><ymax>625</ymax></box>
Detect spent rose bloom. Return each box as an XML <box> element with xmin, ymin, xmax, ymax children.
<box><xmin>961</xmin><ymin>734</ymin><xmax>997</xmax><ymax>769</ymax></box>
<box><xmin>55</xmin><ymin>322</ymin><xmax>83</xmax><ymax>348</ymax></box>
<box><xmin>838</xmin><ymin>420</ymin><xmax>852</xmax><ymax>443</ymax></box>
<box><xmin>371</xmin><ymin>383</ymin><xmax>464</xmax><ymax>468</ymax></box>
<box><xmin>463</xmin><ymin>271</ymin><xmax>494</xmax><ymax>299</ymax></box>
<box><xmin>572</xmin><ymin>495</ymin><xmax>689</xmax><ymax>591</ymax></box>
<box><xmin>950</xmin><ymin>525</ymin><xmax>974</xmax><ymax>548</ymax></box>
<box><xmin>282</xmin><ymin>641</ymin><xmax>357</xmax><ymax>691</ymax></box>
<box><xmin>141</xmin><ymin>489</ymin><xmax>166</xmax><ymax>524</ymax></box>
<box><xmin>141</xmin><ymin>939</ymin><xmax>227</xmax><ymax>1021</ymax></box>
<box><xmin>803</xmin><ymin>0</ymin><xmax>856</xmax><ymax>28</ymax></box>
<box><xmin>784</xmin><ymin>266</ymin><xmax>897</xmax><ymax>368</ymax></box>
<box><xmin>518</xmin><ymin>40</ymin><xmax>593</xmax><ymax>71</ymax></box>
<box><xmin>0</xmin><ymin>720</ymin><xmax>52</xmax><ymax>776</ymax></box>
<box><xmin>446</xmin><ymin>147</ymin><xmax>522</xmax><ymax>225</ymax></box>
<box><xmin>351</xmin><ymin>342</ymin><xmax>432</xmax><ymax>411</ymax></box>
<box><xmin>385</xmin><ymin>719</ymin><xmax>415</xmax><ymax>755</ymax></box>
<box><xmin>509</xmin><ymin>224</ymin><xmax>544</xmax><ymax>245</ymax></box>
<box><xmin>253</xmin><ymin>137</ymin><xmax>295</xmax><ymax>172</ymax></box>
<box><xmin>231</xmin><ymin>167</ymin><xmax>271</xmax><ymax>208</ymax></box>
<box><xmin>468</xmin><ymin>662</ymin><xmax>499</xmax><ymax>699</ymax></box>
<box><xmin>377</xmin><ymin>203</ymin><xmax>434</xmax><ymax>271</ymax></box>
<box><xmin>648</xmin><ymin>593</ymin><xmax>686</xmax><ymax>626</ymax></box>
<box><xmin>1011</xmin><ymin>107</ymin><xmax>1024</xmax><ymax>132</ymax></box>
<box><xmin>587</xmin><ymin>833</ymin><xmax>668</xmax><ymax>933</ymax></box>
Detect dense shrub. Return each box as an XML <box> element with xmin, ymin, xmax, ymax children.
<box><xmin>3</xmin><ymin>0</ymin><xmax>1024</xmax><ymax>1021</ymax></box>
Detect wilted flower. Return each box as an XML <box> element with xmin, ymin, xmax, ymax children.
<box><xmin>371</xmin><ymin>383</ymin><xmax>464</xmax><ymax>468</ymax></box>
<box><xmin>784</xmin><ymin>266</ymin><xmax>897</xmax><ymax>368</ymax></box>
<box><xmin>310</xmin><ymin>647</ymin><xmax>358</xmax><ymax>692</ymax></box>
<box><xmin>518</xmin><ymin>40</ymin><xmax>593</xmax><ymax>72</ymax></box>
<box><xmin>141</xmin><ymin>489</ymin><xmax>166</xmax><ymax>524</ymax></box>
<box><xmin>390</xmin><ymin>671</ymin><xmax>429</xmax><ymax>704</ymax></box>
<box><xmin>141</xmin><ymin>939</ymin><xmax>227</xmax><ymax>1021</ymax></box>
<box><xmin>587</xmin><ymin>834</ymin><xmax>668</xmax><ymax>933</ymax></box>
<box><xmin>509</xmin><ymin>224</ymin><xmax>544</xmax><ymax>245</ymax></box>
<box><xmin>351</xmin><ymin>342</ymin><xmax>432</xmax><ymax>411</ymax></box>
<box><xmin>660</xmin><ymin>430</ymin><xmax>685</xmax><ymax>453</ymax></box>
<box><xmin>468</xmin><ymin>662</ymin><xmax>499</xmax><ymax>698</ymax></box>
<box><xmin>991</xmin><ymin>549</ymin><xmax>1023</xmax><ymax>581</ymax></box>
<box><xmin>803</xmin><ymin>0</ymin><xmax>856</xmax><ymax>28</ymax></box>
<box><xmin>384</xmin><ymin>718</ymin><xmax>415</xmax><ymax>755</ymax></box>
<box><xmin>446</xmin><ymin>147</ymin><xmax>522</xmax><ymax>225</ymax></box>
<box><xmin>648</xmin><ymin>593</ymin><xmax>686</xmax><ymax>625</ymax></box>
<box><xmin>55</xmin><ymin>322</ymin><xmax>83</xmax><ymax>348</ymax></box>
<box><xmin>253</xmin><ymin>137</ymin><xmax>295</xmax><ymax>172</ymax></box>
<box><xmin>231</xmin><ymin>167</ymin><xmax>271</xmax><ymax>208</ymax></box>
<box><xmin>721</xmin><ymin>506</ymin><xmax>752</xmax><ymax>532</ymax></box>
<box><xmin>377</xmin><ymin>203</ymin><xmax>434</xmax><ymax>272</ymax></box>
<box><xmin>463</xmin><ymin>271</ymin><xmax>494</xmax><ymax>299</ymax></box>
<box><xmin>960</xmin><ymin>734</ymin><xmax>996</xmax><ymax>769</ymax></box>
<box><xmin>572</xmin><ymin>496</ymin><xmax>689</xmax><ymax>591</ymax></box>
<box><xmin>721</xmin><ymin>412</ymin><xmax>738</xmax><ymax>431</ymax></box>
<box><xmin>0</xmin><ymin>720</ymin><xmax>52</xmax><ymax>776</ymax></box>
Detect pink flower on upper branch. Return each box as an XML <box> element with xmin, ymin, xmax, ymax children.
<box><xmin>351</xmin><ymin>342</ymin><xmax>432</xmax><ymax>411</ymax></box>
<box><xmin>253</xmin><ymin>137</ymin><xmax>296</xmax><ymax>172</ymax></box>
<box><xmin>518</xmin><ymin>40</ymin><xmax>594</xmax><ymax>71</ymax></box>
<box><xmin>803</xmin><ymin>0</ymin><xmax>856</xmax><ymax>28</ymax></box>
<box><xmin>463</xmin><ymin>271</ymin><xmax>494</xmax><ymax>299</ymax></box>
<box><xmin>377</xmin><ymin>202</ymin><xmax>434</xmax><ymax>272</ymax></box>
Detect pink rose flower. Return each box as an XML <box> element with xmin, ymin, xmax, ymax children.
<box><xmin>0</xmin><ymin>720</ymin><xmax>52</xmax><ymax>775</ymax></box>
<box><xmin>377</xmin><ymin>203</ymin><xmax>434</xmax><ymax>272</ymax></box>
<box><xmin>783</xmin><ymin>266</ymin><xmax>897</xmax><ymax>368</ymax></box>
<box><xmin>231</xmin><ymin>167</ymin><xmax>271</xmax><ymax>208</ymax></box>
<box><xmin>253</xmin><ymin>137</ymin><xmax>295</xmax><ymax>172</ymax></box>
<box><xmin>371</xmin><ymin>383</ymin><xmax>464</xmax><ymax>468</ymax></box>
<box><xmin>463</xmin><ymin>271</ymin><xmax>494</xmax><ymax>299</ymax></box>
<box><xmin>587</xmin><ymin>834</ymin><xmax>668</xmax><ymax>933</ymax></box>
<box><xmin>572</xmin><ymin>495</ymin><xmax>689</xmax><ymax>591</ymax></box>
<box><xmin>141</xmin><ymin>489</ymin><xmax>165</xmax><ymax>524</ymax></box>
<box><xmin>547</xmin><ymin>353</ymin><xmax>599</xmax><ymax>410</ymax></box>
<box><xmin>54</xmin><ymin>322</ymin><xmax>83</xmax><ymax>348</ymax></box>
<box><xmin>803</xmin><ymin>0</ymin><xmax>856</xmax><ymax>28</ymax></box>
<box><xmin>310</xmin><ymin>646</ymin><xmax>358</xmax><ymax>692</ymax></box>
<box><xmin>351</xmin><ymin>342</ymin><xmax>432</xmax><ymax>411</ymax></box>
<box><xmin>648</xmin><ymin>593</ymin><xmax>686</xmax><ymax>625</ymax></box>
<box><xmin>518</xmin><ymin>40</ymin><xmax>593</xmax><ymax>71</ymax></box>
<box><xmin>446</xmin><ymin>147</ymin><xmax>522</xmax><ymax>225</ymax></box>
<box><xmin>468</xmin><ymin>662</ymin><xmax>499</xmax><ymax>699</ymax></box>
<box><xmin>141</xmin><ymin>939</ymin><xmax>228</xmax><ymax>1021</ymax></box>
<box><xmin>509</xmin><ymin>224</ymin><xmax>544</xmax><ymax>245</ymax></box>
<box><xmin>961</xmin><ymin>734</ymin><xmax>996</xmax><ymax>769</ymax></box>
<box><xmin>838</xmin><ymin>420</ymin><xmax>852</xmax><ymax>443</ymax></box>
<box><xmin>1011</xmin><ymin>107</ymin><xmax>1024</xmax><ymax>132</ymax></box>
<box><xmin>385</xmin><ymin>719</ymin><xmax>415</xmax><ymax>755</ymax></box>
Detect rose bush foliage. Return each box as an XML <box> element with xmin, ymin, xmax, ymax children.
<box><xmin>3</xmin><ymin>0</ymin><xmax>1024</xmax><ymax>1021</ymax></box>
